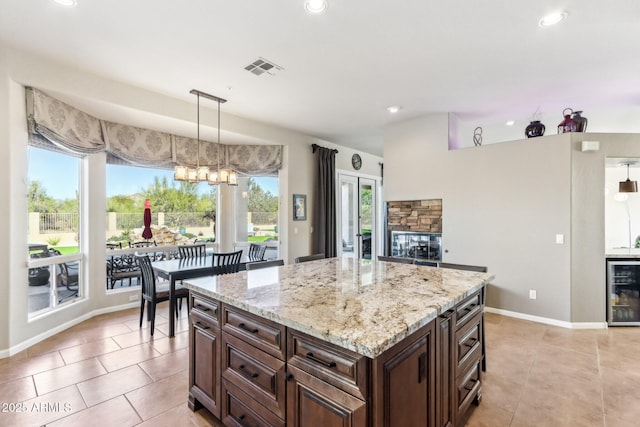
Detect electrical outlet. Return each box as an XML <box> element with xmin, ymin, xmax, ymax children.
<box><xmin>529</xmin><ymin>289</ymin><xmax>537</xmax><ymax>300</ymax></box>
<box><xmin>129</xmin><ymin>294</ymin><xmax>139</xmax><ymax>301</ymax></box>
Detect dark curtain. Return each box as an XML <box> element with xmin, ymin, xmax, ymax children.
<box><xmin>312</xmin><ymin>145</ymin><xmax>337</xmax><ymax>257</ymax></box>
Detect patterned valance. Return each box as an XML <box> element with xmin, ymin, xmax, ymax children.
<box><xmin>25</xmin><ymin>88</ymin><xmax>283</xmax><ymax>175</ymax></box>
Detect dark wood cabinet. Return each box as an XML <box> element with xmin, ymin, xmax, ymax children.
<box><xmin>188</xmin><ymin>288</ymin><xmax>484</xmax><ymax>427</ymax></box>
<box><xmin>371</xmin><ymin>322</ymin><xmax>435</xmax><ymax>427</ymax></box>
<box><xmin>188</xmin><ymin>295</ymin><xmax>221</xmax><ymax>417</ymax></box>
<box><xmin>286</xmin><ymin>365</ymin><xmax>367</xmax><ymax>427</ymax></box>
<box><xmin>436</xmin><ymin>310</ymin><xmax>455</xmax><ymax>427</ymax></box>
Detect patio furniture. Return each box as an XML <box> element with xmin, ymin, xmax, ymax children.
<box><xmin>106</xmin><ymin>253</ymin><xmax>140</xmax><ymax>289</ymax></box>
<box><xmin>106</xmin><ymin>242</ymin><xmax>122</xmax><ymax>250</ymax></box>
<box><xmin>136</xmin><ymin>253</ymin><xmax>189</xmax><ymax>336</ymax></box>
<box><xmin>49</xmin><ymin>249</ymin><xmax>79</xmax><ymax>299</ymax></box>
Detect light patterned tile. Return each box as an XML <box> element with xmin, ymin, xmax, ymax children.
<box><xmin>125</xmin><ymin>371</ymin><xmax>189</xmax><ymax>420</ymax></box>
<box><xmin>47</xmin><ymin>395</ymin><xmax>141</xmax><ymax>427</ymax></box>
<box><xmin>97</xmin><ymin>344</ymin><xmax>161</xmax><ymax>372</ymax></box>
<box><xmin>77</xmin><ymin>365</ymin><xmax>153</xmax><ymax>407</ymax></box>
<box><xmin>139</xmin><ymin>348</ymin><xmax>188</xmax><ymax>381</ymax></box>
<box><xmin>58</xmin><ymin>338</ymin><xmax>121</xmax><ymax>365</ymax></box>
<box><xmin>0</xmin><ymin>384</ymin><xmax>86</xmax><ymax>426</ymax></box>
<box><xmin>33</xmin><ymin>358</ymin><xmax>107</xmax><ymax>395</ymax></box>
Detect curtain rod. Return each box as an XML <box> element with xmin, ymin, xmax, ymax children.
<box><xmin>311</xmin><ymin>143</ymin><xmax>338</xmax><ymax>154</ymax></box>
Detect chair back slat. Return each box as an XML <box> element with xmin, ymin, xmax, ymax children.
<box><xmin>135</xmin><ymin>254</ymin><xmax>156</xmax><ymax>300</ymax></box>
<box><xmin>247</xmin><ymin>243</ymin><xmax>267</xmax><ymax>262</ymax></box>
<box><xmin>179</xmin><ymin>244</ymin><xmax>207</xmax><ymax>259</ymax></box>
<box><xmin>246</xmin><ymin>259</ymin><xmax>284</xmax><ymax>271</ymax></box>
<box><xmin>294</xmin><ymin>253</ymin><xmax>325</xmax><ymax>263</ymax></box>
<box><xmin>212</xmin><ymin>250</ymin><xmax>243</xmax><ymax>275</ymax></box>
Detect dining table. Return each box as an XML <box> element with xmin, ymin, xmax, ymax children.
<box><xmin>152</xmin><ymin>256</ymin><xmax>216</xmax><ymax>337</ymax></box>
<box><xmin>151</xmin><ymin>255</ymin><xmax>250</xmax><ymax>337</ymax></box>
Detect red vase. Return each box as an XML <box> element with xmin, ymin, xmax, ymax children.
<box><xmin>558</xmin><ymin>108</ymin><xmax>577</xmax><ymax>133</ymax></box>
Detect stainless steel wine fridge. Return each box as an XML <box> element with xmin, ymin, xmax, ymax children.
<box><xmin>607</xmin><ymin>259</ymin><xmax>640</xmax><ymax>325</ymax></box>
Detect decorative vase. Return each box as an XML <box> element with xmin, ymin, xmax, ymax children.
<box><xmin>557</xmin><ymin>108</ymin><xmax>577</xmax><ymax>133</ymax></box>
<box><xmin>525</xmin><ymin>121</ymin><xmax>545</xmax><ymax>138</ymax></box>
<box><xmin>571</xmin><ymin>110</ymin><xmax>588</xmax><ymax>132</ymax></box>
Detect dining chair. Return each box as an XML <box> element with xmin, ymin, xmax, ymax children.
<box><xmin>377</xmin><ymin>255</ymin><xmax>415</xmax><ymax>264</ymax></box>
<box><xmin>247</xmin><ymin>243</ymin><xmax>267</xmax><ymax>262</ymax></box>
<box><xmin>211</xmin><ymin>250</ymin><xmax>243</xmax><ymax>275</ymax></box>
<box><xmin>245</xmin><ymin>259</ymin><xmax>284</xmax><ymax>271</ymax></box>
<box><xmin>136</xmin><ymin>253</ymin><xmax>189</xmax><ymax>336</ymax></box>
<box><xmin>179</xmin><ymin>243</ymin><xmax>207</xmax><ymax>259</ymax></box>
<box><xmin>294</xmin><ymin>253</ymin><xmax>325</xmax><ymax>263</ymax></box>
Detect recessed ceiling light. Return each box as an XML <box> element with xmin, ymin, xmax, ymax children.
<box><xmin>386</xmin><ymin>106</ymin><xmax>401</xmax><ymax>114</ymax></box>
<box><xmin>52</xmin><ymin>0</ymin><xmax>77</xmax><ymax>7</ymax></box>
<box><xmin>539</xmin><ymin>11</ymin><xmax>568</xmax><ymax>27</ymax></box>
<box><xmin>305</xmin><ymin>0</ymin><xmax>328</xmax><ymax>14</ymax></box>
<box><xmin>505</xmin><ymin>120</ymin><xmax>515</xmax><ymax>126</ymax></box>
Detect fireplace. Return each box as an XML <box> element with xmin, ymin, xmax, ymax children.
<box><xmin>386</xmin><ymin>199</ymin><xmax>442</xmax><ymax>261</ymax></box>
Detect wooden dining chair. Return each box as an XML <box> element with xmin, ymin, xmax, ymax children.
<box><xmin>136</xmin><ymin>254</ymin><xmax>189</xmax><ymax>336</ymax></box>
<box><xmin>294</xmin><ymin>253</ymin><xmax>325</xmax><ymax>263</ymax></box>
<box><xmin>211</xmin><ymin>250</ymin><xmax>243</xmax><ymax>275</ymax></box>
<box><xmin>377</xmin><ymin>255</ymin><xmax>415</xmax><ymax>264</ymax></box>
<box><xmin>179</xmin><ymin>243</ymin><xmax>207</xmax><ymax>259</ymax></box>
<box><xmin>247</xmin><ymin>243</ymin><xmax>267</xmax><ymax>262</ymax></box>
<box><xmin>245</xmin><ymin>259</ymin><xmax>284</xmax><ymax>271</ymax></box>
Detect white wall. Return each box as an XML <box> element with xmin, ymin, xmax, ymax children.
<box><xmin>0</xmin><ymin>42</ymin><xmax>382</xmax><ymax>354</ymax></box>
<box><xmin>384</xmin><ymin>114</ymin><xmax>573</xmax><ymax>322</ymax></box>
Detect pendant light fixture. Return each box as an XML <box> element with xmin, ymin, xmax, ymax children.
<box><xmin>619</xmin><ymin>163</ymin><xmax>638</xmax><ymax>193</ymax></box>
<box><xmin>174</xmin><ymin>89</ymin><xmax>237</xmax><ymax>186</ymax></box>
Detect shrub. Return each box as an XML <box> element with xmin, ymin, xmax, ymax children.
<box><xmin>46</xmin><ymin>236</ymin><xmax>61</xmax><ymax>246</ymax></box>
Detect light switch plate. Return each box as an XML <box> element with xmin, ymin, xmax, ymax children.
<box><xmin>555</xmin><ymin>234</ymin><xmax>564</xmax><ymax>244</ymax></box>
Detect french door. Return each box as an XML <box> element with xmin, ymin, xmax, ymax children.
<box><xmin>338</xmin><ymin>173</ymin><xmax>378</xmax><ymax>260</ymax></box>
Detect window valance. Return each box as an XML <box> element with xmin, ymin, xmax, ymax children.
<box><xmin>26</xmin><ymin>87</ymin><xmax>283</xmax><ymax>174</ymax></box>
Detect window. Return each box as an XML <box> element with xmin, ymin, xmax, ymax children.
<box><xmin>106</xmin><ymin>164</ymin><xmax>217</xmax><ymax>290</ymax></box>
<box><xmin>232</xmin><ymin>176</ymin><xmax>279</xmax><ymax>260</ymax></box>
<box><xmin>27</xmin><ymin>147</ymin><xmax>83</xmax><ymax>316</ymax></box>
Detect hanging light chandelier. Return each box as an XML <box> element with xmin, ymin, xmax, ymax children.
<box><xmin>619</xmin><ymin>163</ymin><xmax>638</xmax><ymax>193</ymax></box>
<box><xmin>174</xmin><ymin>89</ymin><xmax>238</xmax><ymax>186</ymax></box>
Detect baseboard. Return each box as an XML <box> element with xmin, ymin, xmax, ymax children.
<box><xmin>485</xmin><ymin>306</ymin><xmax>607</xmax><ymax>329</ymax></box>
<box><xmin>0</xmin><ymin>302</ymin><xmax>139</xmax><ymax>358</ymax></box>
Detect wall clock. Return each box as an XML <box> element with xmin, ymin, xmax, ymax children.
<box><xmin>352</xmin><ymin>153</ymin><xmax>362</xmax><ymax>170</ymax></box>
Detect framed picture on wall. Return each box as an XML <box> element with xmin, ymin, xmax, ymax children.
<box><xmin>293</xmin><ymin>194</ymin><xmax>307</xmax><ymax>221</ymax></box>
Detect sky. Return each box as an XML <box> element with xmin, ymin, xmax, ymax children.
<box><xmin>28</xmin><ymin>147</ymin><xmax>278</xmax><ymax>200</ymax></box>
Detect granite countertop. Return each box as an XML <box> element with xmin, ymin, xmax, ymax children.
<box><xmin>183</xmin><ymin>257</ymin><xmax>494</xmax><ymax>358</ymax></box>
<box><xmin>606</xmin><ymin>248</ymin><xmax>640</xmax><ymax>258</ymax></box>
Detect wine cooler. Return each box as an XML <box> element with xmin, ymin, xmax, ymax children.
<box><xmin>607</xmin><ymin>259</ymin><xmax>640</xmax><ymax>325</ymax></box>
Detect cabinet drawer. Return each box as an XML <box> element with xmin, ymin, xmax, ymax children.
<box><xmin>222</xmin><ymin>379</ymin><xmax>285</xmax><ymax>427</ymax></box>
<box><xmin>191</xmin><ymin>311</ymin><xmax>219</xmax><ymax>336</ymax></box>
<box><xmin>222</xmin><ymin>305</ymin><xmax>286</xmax><ymax>360</ymax></box>
<box><xmin>222</xmin><ymin>332</ymin><xmax>286</xmax><ymax>419</ymax></box>
<box><xmin>455</xmin><ymin>291</ymin><xmax>482</xmax><ymax>329</ymax></box>
<box><xmin>287</xmin><ymin>330</ymin><xmax>368</xmax><ymax>400</ymax></box>
<box><xmin>191</xmin><ymin>294</ymin><xmax>219</xmax><ymax>326</ymax></box>
<box><xmin>456</xmin><ymin>359</ymin><xmax>481</xmax><ymax>418</ymax></box>
<box><xmin>455</xmin><ymin>313</ymin><xmax>482</xmax><ymax>370</ymax></box>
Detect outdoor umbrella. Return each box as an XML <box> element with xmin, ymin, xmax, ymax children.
<box><xmin>142</xmin><ymin>199</ymin><xmax>153</xmax><ymax>239</ymax></box>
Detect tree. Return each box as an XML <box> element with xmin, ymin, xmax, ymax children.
<box><xmin>27</xmin><ymin>180</ymin><xmax>58</xmax><ymax>213</ymax></box>
<box><xmin>246</xmin><ymin>177</ymin><xmax>278</xmax><ymax>213</ymax></box>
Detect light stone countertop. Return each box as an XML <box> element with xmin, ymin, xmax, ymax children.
<box><xmin>183</xmin><ymin>257</ymin><xmax>494</xmax><ymax>358</ymax></box>
<box><xmin>606</xmin><ymin>248</ymin><xmax>640</xmax><ymax>258</ymax></box>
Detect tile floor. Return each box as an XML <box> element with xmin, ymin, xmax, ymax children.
<box><xmin>1</xmin><ymin>307</ymin><xmax>639</xmax><ymax>426</ymax></box>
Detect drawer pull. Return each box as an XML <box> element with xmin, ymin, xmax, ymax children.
<box><xmin>463</xmin><ymin>303</ymin><xmax>476</xmax><ymax>312</ymax></box>
<box><xmin>237</xmin><ymin>414</ymin><xmax>247</xmax><ymax>427</ymax></box>
<box><xmin>305</xmin><ymin>352</ymin><xmax>336</xmax><ymax>368</ymax></box>
<box><xmin>194</xmin><ymin>303</ymin><xmax>211</xmax><ymax>312</ymax></box>
<box><xmin>238</xmin><ymin>322</ymin><xmax>259</xmax><ymax>334</ymax></box>
<box><xmin>238</xmin><ymin>364</ymin><xmax>259</xmax><ymax>379</ymax></box>
<box><xmin>194</xmin><ymin>321</ymin><xmax>210</xmax><ymax>330</ymax></box>
<box><xmin>464</xmin><ymin>378</ymin><xmax>479</xmax><ymax>391</ymax></box>
<box><xmin>463</xmin><ymin>337</ymin><xmax>478</xmax><ymax>348</ymax></box>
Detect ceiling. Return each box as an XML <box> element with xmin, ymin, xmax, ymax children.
<box><xmin>1</xmin><ymin>0</ymin><xmax>639</xmax><ymax>156</ymax></box>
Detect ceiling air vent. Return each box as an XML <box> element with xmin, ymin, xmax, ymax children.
<box><xmin>244</xmin><ymin>57</ymin><xmax>283</xmax><ymax>76</ymax></box>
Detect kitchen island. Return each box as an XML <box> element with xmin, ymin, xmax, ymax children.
<box><xmin>183</xmin><ymin>257</ymin><xmax>493</xmax><ymax>427</ymax></box>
